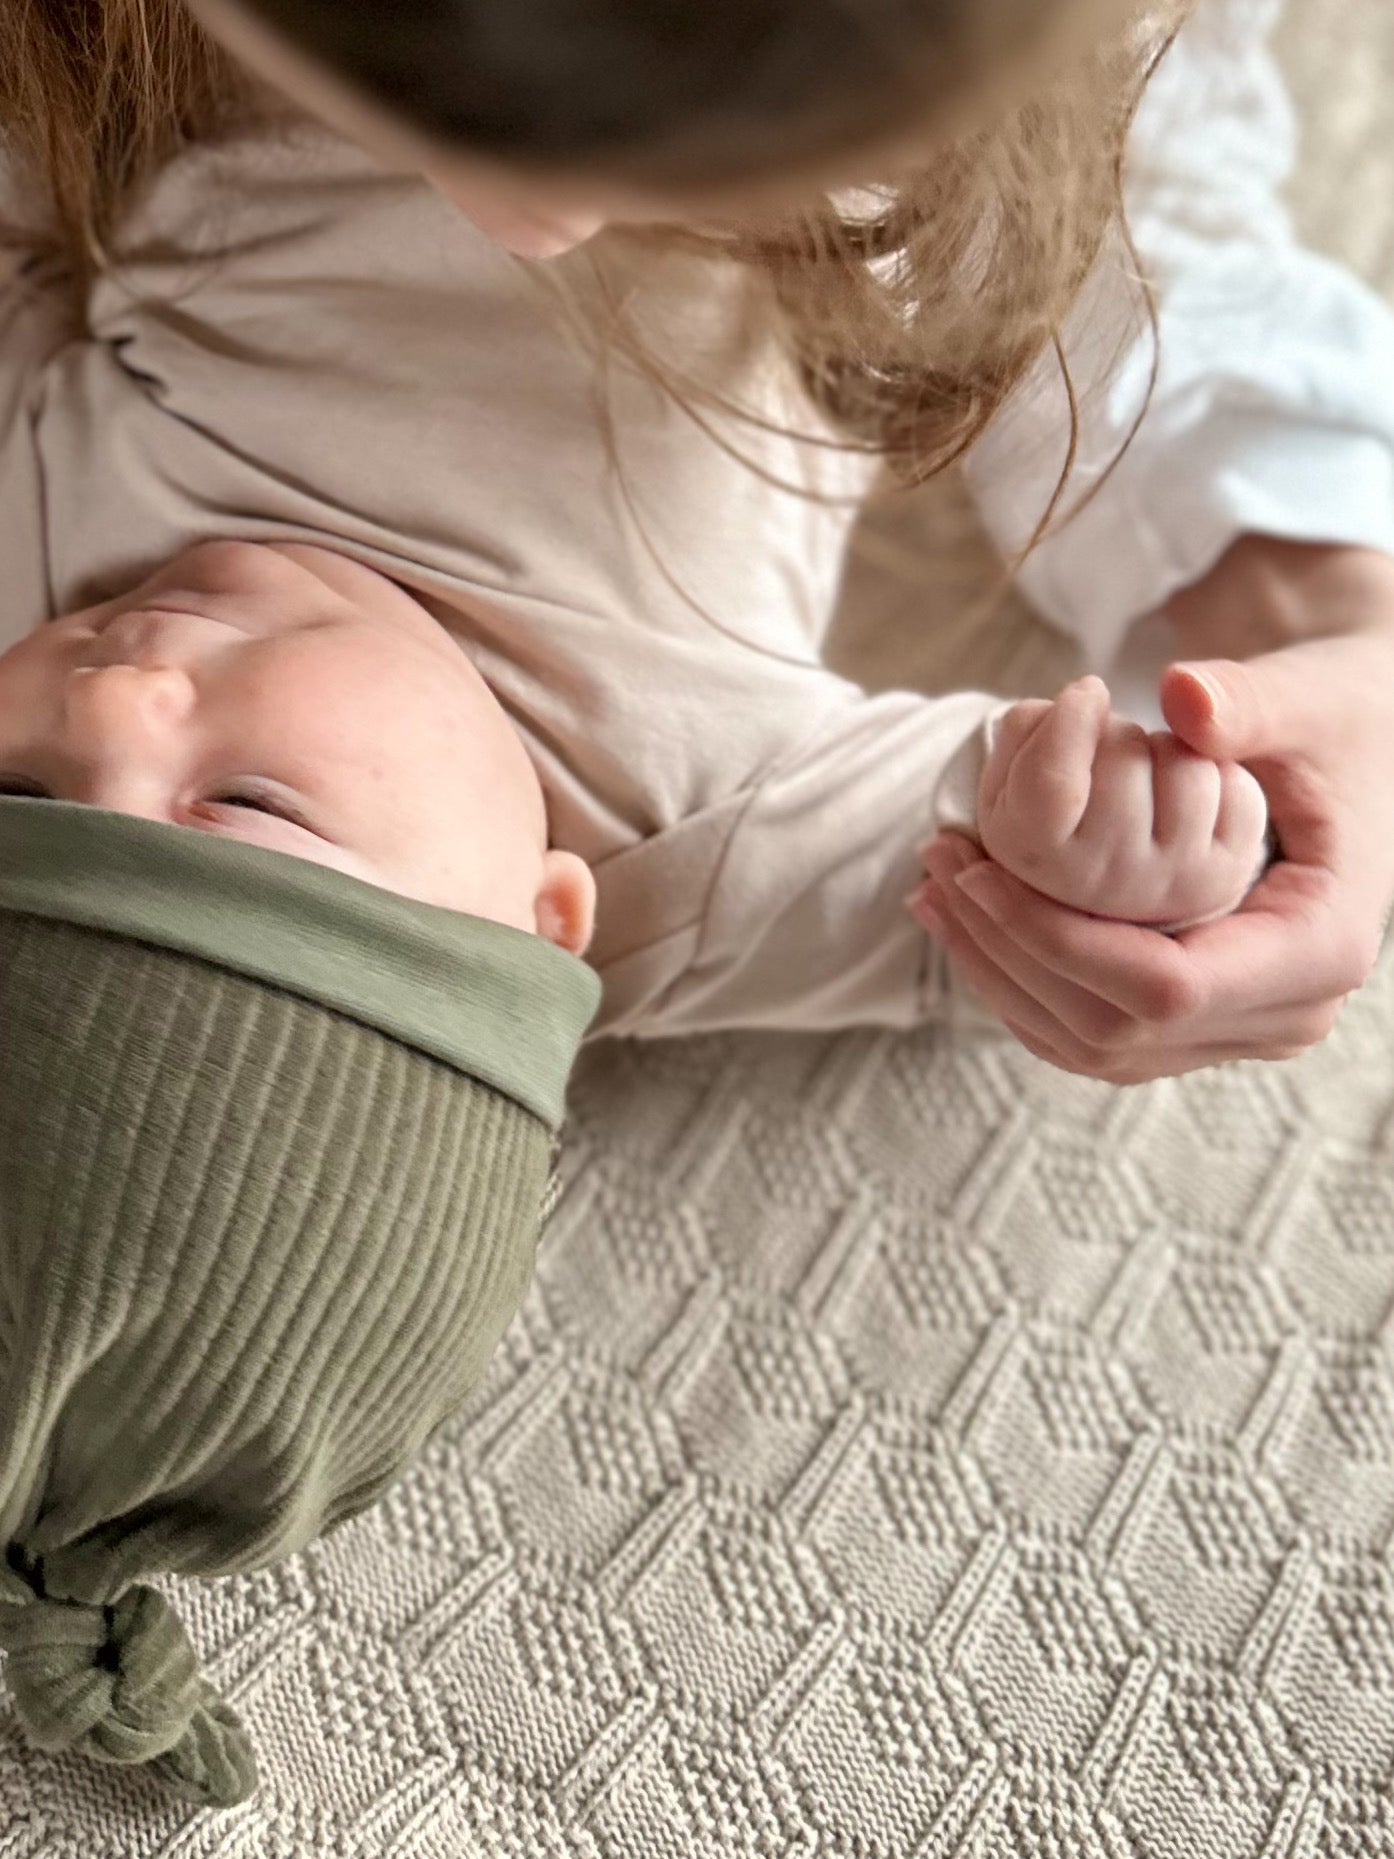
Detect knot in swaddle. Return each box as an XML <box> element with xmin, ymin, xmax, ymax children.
<box><xmin>0</xmin><ymin>1558</ymin><xmax>257</xmax><ymax>1806</ymax></box>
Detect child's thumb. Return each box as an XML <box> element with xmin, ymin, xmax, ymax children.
<box><xmin>1160</xmin><ymin>659</ymin><xmax>1289</xmax><ymax>762</ymax></box>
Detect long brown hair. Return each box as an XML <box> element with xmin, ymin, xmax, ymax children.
<box><xmin>0</xmin><ymin>0</ymin><xmax>1182</xmax><ymax>491</ymax></box>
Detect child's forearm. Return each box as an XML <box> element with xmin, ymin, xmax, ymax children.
<box><xmin>1169</xmin><ymin>537</ymin><xmax>1394</xmax><ymax>661</ymax></box>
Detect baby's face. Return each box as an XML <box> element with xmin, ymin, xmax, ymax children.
<box><xmin>0</xmin><ymin>541</ymin><xmax>593</xmax><ymax>946</ymax></box>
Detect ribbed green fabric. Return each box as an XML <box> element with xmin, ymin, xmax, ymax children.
<box><xmin>0</xmin><ymin>799</ymin><xmax>599</xmax><ymax>1130</ymax></box>
<box><xmin>0</xmin><ymin>886</ymin><xmax>570</xmax><ymax>1807</ymax></box>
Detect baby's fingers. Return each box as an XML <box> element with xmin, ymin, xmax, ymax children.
<box><xmin>1148</xmin><ymin>733</ymin><xmax>1222</xmax><ymax>857</ymax></box>
<box><xmin>1214</xmin><ymin>762</ymin><xmax>1270</xmax><ymax>855</ymax></box>
<box><xmin>999</xmin><ymin>676</ymin><xmax>1110</xmax><ymax>845</ymax></box>
<box><xmin>978</xmin><ymin>699</ymin><xmax>1053</xmax><ymax>819</ymax></box>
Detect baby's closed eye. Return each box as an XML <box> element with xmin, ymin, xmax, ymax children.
<box><xmin>195</xmin><ymin>781</ymin><xmax>324</xmax><ymax>837</ymax></box>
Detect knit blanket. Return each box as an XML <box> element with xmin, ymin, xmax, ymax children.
<box><xmin>4</xmin><ymin>3</ymin><xmax>1392</xmax><ymax>1853</ymax></box>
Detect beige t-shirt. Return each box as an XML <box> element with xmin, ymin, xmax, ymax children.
<box><xmin>0</xmin><ymin>130</ymin><xmax>1000</xmax><ymax>1036</ymax></box>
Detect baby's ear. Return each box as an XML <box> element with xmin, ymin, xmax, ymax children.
<box><xmin>534</xmin><ymin>851</ymin><xmax>597</xmax><ymax>956</ymax></box>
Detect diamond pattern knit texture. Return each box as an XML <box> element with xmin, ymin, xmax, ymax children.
<box><xmin>2</xmin><ymin>0</ymin><xmax>1392</xmax><ymax>1850</ymax></box>
<box><xmin>5</xmin><ymin>943</ymin><xmax>1394</xmax><ymax>1856</ymax></box>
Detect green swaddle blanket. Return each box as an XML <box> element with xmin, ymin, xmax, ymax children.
<box><xmin>0</xmin><ymin>799</ymin><xmax>599</xmax><ymax>1809</ymax></box>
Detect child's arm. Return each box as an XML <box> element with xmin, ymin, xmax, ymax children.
<box><xmin>963</xmin><ymin>0</ymin><xmax>1394</xmax><ymax>685</ymax></box>
<box><xmin>914</xmin><ymin>0</ymin><xmax>1394</xmax><ymax>1081</ymax></box>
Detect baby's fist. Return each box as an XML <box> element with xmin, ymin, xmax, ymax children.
<box><xmin>976</xmin><ymin>677</ymin><xmax>1268</xmax><ymax>927</ymax></box>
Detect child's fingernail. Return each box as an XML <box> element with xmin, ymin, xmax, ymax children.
<box><xmin>954</xmin><ymin>865</ymin><xmax>1007</xmax><ymax>922</ymax></box>
<box><xmin>1180</xmin><ymin>666</ymin><xmax>1222</xmax><ymax>718</ymax></box>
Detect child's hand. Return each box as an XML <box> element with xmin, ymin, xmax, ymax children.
<box><xmin>977</xmin><ymin>676</ymin><xmax>1269</xmax><ymax>927</ymax></box>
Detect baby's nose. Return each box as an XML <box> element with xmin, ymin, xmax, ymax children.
<box><xmin>57</xmin><ymin>665</ymin><xmax>197</xmax><ymax>818</ymax></box>
<box><xmin>63</xmin><ymin>663</ymin><xmax>196</xmax><ymax>740</ymax></box>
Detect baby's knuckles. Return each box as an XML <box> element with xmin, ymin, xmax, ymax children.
<box><xmin>1218</xmin><ymin>761</ymin><xmax>1268</xmax><ymax>837</ymax></box>
<box><xmin>982</xmin><ymin>822</ymin><xmax>1241</xmax><ymax>926</ymax></box>
<box><xmin>983</xmin><ymin>707</ymin><xmax>1246</xmax><ymax>925</ymax></box>
<box><xmin>1031</xmin><ymin>762</ymin><xmax>1094</xmax><ymax>845</ymax></box>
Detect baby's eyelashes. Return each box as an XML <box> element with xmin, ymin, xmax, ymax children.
<box><xmin>196</xmin><ymin>783</ymin><xmax>319</xmax><ymax>835</ymax></box>
<box><xmin>0</xmin><ymin>773</ymin><xmax>329</xmax><ymax>848</ymax></box>
<box><xmin>206</xmin><ymin>791</ymin><xmax>287</xmax><ymax>819</ymax></box>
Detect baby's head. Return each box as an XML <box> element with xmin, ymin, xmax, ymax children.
<box><xmin>0</xmin><ymin>537</ymin><xmax>595</xmax><ymax>949</ymax></box>
<box><xmin>0</xmin><ymin>547</ymin><xmax>601</xmax><ymax>1810</ymax></box>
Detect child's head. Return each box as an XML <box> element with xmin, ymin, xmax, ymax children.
<box><xmin>1</xmin><ymin>0</ymin><xmax>1180</xmax><ymax>498</ymax></box>
<box><xmin>163</xmin><ymin>0</ymin><xmax>1179</xmax><ymax>486</ymax></box>
<box><xmin>0</xmin><ymin>1</ymin><xmax>1182</xmax><ymax>531</ymax></box>
<box><xmin>0</xmin><ymin>538</ymin><xmax>595</xmax><ymax>949</ymax></box>
<box><xmin>190</xmin><ymin>0</ymin><xmax>1137</xmax><ymax>248</ymax></box>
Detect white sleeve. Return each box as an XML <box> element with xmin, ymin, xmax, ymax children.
<box><xmin>963</xmin><ymin>0</ymin><xmax>1394</xmax><ymax>676</ymax></box>
<box><xmin>591</xmin><ymin>685</ymin><xmax>1006</xmax><ymax>1037</ymax></box>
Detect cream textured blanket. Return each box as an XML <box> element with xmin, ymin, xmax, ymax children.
<box><xmin>4</xmin><ymin>4</ymin><xmax>1393</xmax><ymax>1853</ymax></box>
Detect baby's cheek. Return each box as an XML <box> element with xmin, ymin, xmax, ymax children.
<box><xmin>385</xmin><ymin>801</ymin><xmax>542</xmax><ymax>927</ymax></box>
